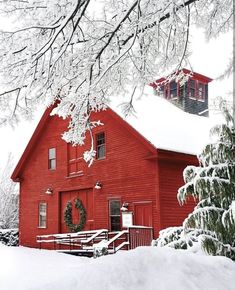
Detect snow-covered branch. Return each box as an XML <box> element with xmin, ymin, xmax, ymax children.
<box><xmin>0</xmin><ymin>0</ymin><xmax>232</xmax><ymax>147</ymax></box>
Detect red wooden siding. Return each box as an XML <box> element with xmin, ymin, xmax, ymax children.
<box><xmin>157</xmin><ymin>150</ymin><xmax>197</xmax><ymax>230</ymax></box>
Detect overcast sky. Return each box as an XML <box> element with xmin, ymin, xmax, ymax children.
<box><xmin>0</xmin><ymin>22</ymin><xmax>232</xmax><ymax>172</ymax></box>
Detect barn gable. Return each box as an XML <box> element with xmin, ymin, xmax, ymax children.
<box><xmin>11</xmin><ymin>106</ymin><xmax>158</xmax><ymax>182</ymax></box>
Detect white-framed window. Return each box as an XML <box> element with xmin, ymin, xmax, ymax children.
<box><xmin>198</xmin><ymin>82</ymin><xmax>206</xmax><ymax>101</ymax></box>
<box><xmin>96</xmin><ymin>132</ymin><xmax>106</xmax><ymax>160</ymax></box>
<box><xmin>48</xmin><ymin>148</ymin><xmax>56</xmax><ymax>170</ymax></box>
<box><xmin>38</xmin><ymin>202</ymin><xmax>47</xmax><ymax>228</ymax></box>
<box><xmin>188</xmin><ymin>80</ymin><xmax>206</xmax><ymax>102</ymax></box>
<box><xmin>169</xmin><ymin>81</ymin><xmax>177</xmax><ymax>99</ymax></box>
<box><xmin>109</xmin><ymin>200</ymin><xmax>121</xmax><ymax>231</ymax></box>
<box><xmin>188</xmin><ymin>79</ymin><xmax>196</xmax><ymax>99</ymax></box>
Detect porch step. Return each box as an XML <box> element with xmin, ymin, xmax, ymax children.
<box><xmin>115</xmin><ymin>241</ymin><xmax>129</xmax><ymax>252</ymax></box>
<box><xmin>56</xmin><ymin>249</ymin><xmax>94</xmax><ymax>257</ymax></box>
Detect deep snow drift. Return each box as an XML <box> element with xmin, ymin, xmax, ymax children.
<box><xmin>0</xmin><ymin>244</ymin><xmax>235</xmax><ymax>290</ymax></box>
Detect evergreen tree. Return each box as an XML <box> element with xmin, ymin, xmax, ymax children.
<box><xmin>155</xmin><ymin>103</ymin><xmax>235</xmax><ymax>260</ymax></box>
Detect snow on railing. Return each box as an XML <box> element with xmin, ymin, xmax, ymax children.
<box><xmin>37</xmin><ymin>229</ymin><xmax>108</xmax><ymax>250</ymax></box>
<box><xmin>36</xmin><ymin>226</ymin><xmax>153</xmax><ymax>255</ymax></box>
<box><xmin>93</xmin><ymin>230</ymin><xmax>129</xmax><ymax>254</ymax></box>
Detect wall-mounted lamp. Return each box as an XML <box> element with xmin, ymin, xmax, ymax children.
<box><xmin>120</xmin><ymin>202</ymin><xmax>129</xmax><ymax>211</ymax></box>
<box><xmin>45</xmin><ymin>188</ymin><xmax>53</xmax><ymax>195</ymax></box>
<box><xmin>94</xmin><ymin>181</ymin><xmax>102</xmax><ymax>190</ymax></box>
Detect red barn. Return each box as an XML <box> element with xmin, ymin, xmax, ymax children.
<box><xmin>11</xmin><ymin>89</ymin><xmax>212</xmax><ymax>250</ymax></box>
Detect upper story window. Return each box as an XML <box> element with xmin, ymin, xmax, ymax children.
<box><xmin>48</xmin><ymin>148</ymin><xmax>56</xmax><ymax>170</ymax></box>
<box><xmin>189</xmin><ymin>79</ymin><xmax>196</xmax><ymax>99</ymax></box>
<box><xmin>96</xmin><ymin>132</ymin><xmax>106</xmax><ymax>160</ymax></box>
<box><xmin>156</xmin><ymin>78</ymin><xmax>207</xmax><ymax>103</ymax></box>
<box><xmin>164</xmin><ymin>85</ymin><xmax>169</xmax><ymax>99</ymax></box>
<box><xmin>38</xmin><ymin>202</ymin><xmax>47</xmax><ymax>228</ymax></box>
<box><xmin>198</xmin><ymin>82</ymin><xmax>205</xmax><ymax>101</ymax></box>
<box><xmin>188</xmin><ymin>80</ymin><xmax>206</xmax><ymax>102</ymax></box>
<box><xmin>157</xmin><ymin>81</ymin><xmax>178</xmax><ymax>100</ymax></box>
<box><xmin>179</xmin><ymin>84</ymin><xmax>185</xmax><ymax>98</ymax></box>
<box><xmin>169</xmin><ymin>81</ymin><xmax>177</xmax><ymax>99</ymax></box>
<box><xmin>158</xmin><ymin>85</ymin><xmax>164</xmax><ymax>97</ymax></box>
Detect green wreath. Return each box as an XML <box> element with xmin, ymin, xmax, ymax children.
<box><xmin>64</xmin><ymin>198</ymin><xmax>86</xmax><ymax>232</ymax></box>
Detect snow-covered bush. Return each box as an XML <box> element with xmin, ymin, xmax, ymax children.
<box><xmin>152</xmin><ymin>227</ymin><xmax>187</xmax><ymax>249</ymax></box>
<box><xmin>93</xmin><ymin>240</ymin><xmax>109</xmax><ymax>258</ymax></box>
<box><xmin>93</xmin><ymin>246</ymin><xmax>109</xmax><ymax>258</ymax></box>
<box><xmin>155</xmin><ymin>103</ymin><xmax>235</xmax><ymax>260</ymax></box>
<box><xmin>0</xmin><ymin>229</ymin><xmax>19</xmax><ymax>246</ymax></box>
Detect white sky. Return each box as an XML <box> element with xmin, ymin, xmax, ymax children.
<box><xmin>0</xmin><ymin>21</ymin><xmax>232</xmax><ymax>171</ymax></box>
<box><xmin>190</xmin><ymin>27</ymin><xmax>232</xmax><ymax>101</ymax></box>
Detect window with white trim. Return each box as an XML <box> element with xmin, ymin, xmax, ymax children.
<box><xmin>48</xmin><ymin>148</ymin><xmax>56</xmax><ymax>170</ymax></box>
<box><xmin>96</xmin><ymin>132</ymin><xmax>106</xmax><ymax>159</ymax></box>
<box><xmin>169</xmin><ymin>81</ymin><xmax>177</xmax><ymax>99</ymax></box>
<box><xmin>198</xmin><ymin>82</ymin><xmax>205</xmax><ymax>101</ymax></box>
<box><xmin>189</xmin><ymin>79</ymin><xmax>196</xmax><ymax>99</ymax></box>
<box><xmin>158</xmin><ymin>85</ymin><xmax>164</xmax><ymax>97</ymax></box>
<box><xmin>39</xmin><ymin>202</ymin><xmax>47</xmax><ymax>228</ymax></box>
<box><xmin>109</xmin><ymin>200</ymin><xmax>121</xmax><ymax>231</ymax></box>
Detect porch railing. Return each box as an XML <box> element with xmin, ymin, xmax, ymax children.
<box><xmin>128</xmin><ymin>226</ymin><xmax>154</xmax><ymax>250</ymax></box>
<box><xmin>36</xmin><ymin>226</ymin><xmax>153</xmax><ymax>255</ymax></box>
<box><xmin>37</xmin><ymin>229</ymin><xmax>108</xmax><ymax>251</ymax></box>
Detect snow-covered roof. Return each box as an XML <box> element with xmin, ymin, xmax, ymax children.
<box><xmin>111</xmin><ymin>87</ymin><xmax>220</xmax><ymax>156</ymax></box>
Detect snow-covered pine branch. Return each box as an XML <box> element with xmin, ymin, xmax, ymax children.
<box><xmin>0</xmin><ymin>0</ymin><xmax>232</xmax><ymax>151</ymax></box>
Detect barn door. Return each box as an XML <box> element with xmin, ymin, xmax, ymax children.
<box><xmin>134</xmin><ymin>202</ymin><xmax>152</xmax><ymax>227</ymax></box>
<box><xmin>60</xmin><ymin>189</ymin><xmax>94</xmax><ymax>233</ymax></box>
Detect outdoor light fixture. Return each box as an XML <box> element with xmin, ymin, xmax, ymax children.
<box><xmin>45</xmin><ymin>188</ymin><xmax>53</xmax><ymax>195</ymax></box>
<box><xmin>94</xmin><ymin>181</ymin><xmax>102</xmax><ymax>189</ymax></box>
<box><xmin>120</xmin><ymin>202</ymin><xmax>129</xmax><ymax>211</ymax></box>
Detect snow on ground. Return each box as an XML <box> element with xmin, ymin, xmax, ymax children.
<box><xmin>0</xmin><ymin>244</ymin><xmax>235</xmax><ymax>290</ymax></box>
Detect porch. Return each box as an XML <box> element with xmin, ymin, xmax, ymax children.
<box><xmin>37</xmin><ymin>226</ymin><xmax>153</xmax><ymax>257</ymax></box>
